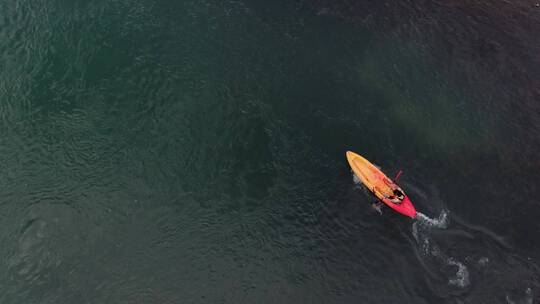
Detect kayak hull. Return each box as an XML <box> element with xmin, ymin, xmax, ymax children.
<box><xmin>346</xmin><ymin>151</ymin><xmax>417</xmax><ymax>218</ymax></box>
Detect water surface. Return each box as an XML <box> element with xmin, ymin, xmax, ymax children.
<box><xmin>1</xmin><ymin>0</ymin><xmax>539</xmax><ymax>303</ymax></box>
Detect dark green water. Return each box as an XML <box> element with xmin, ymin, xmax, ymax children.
<box><xmin>1</xmin><ymin>0</ymin><xmax>539</xmax><ymax>303</ymax></box>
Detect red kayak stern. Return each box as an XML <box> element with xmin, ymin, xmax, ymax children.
<box><xmin>382</xmin><ymin>195</ymin><xmax>417</xmax><ymax>218</ymax></box>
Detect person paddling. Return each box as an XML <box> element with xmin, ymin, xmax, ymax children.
<box><xmin>381</xmin><ymin>177</ymin><xmax>404</xmax><ymax>204</ymax></box>
<box><xmin>388</xmin><ymin>188</ymin><xmax>405</xmax><ymax>204</ymax></box>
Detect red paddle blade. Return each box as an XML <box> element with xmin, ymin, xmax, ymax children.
<box><xmin>394</xmin><ymin>170</ymin><xmax>403</xmax><ymax>181</ymax></box>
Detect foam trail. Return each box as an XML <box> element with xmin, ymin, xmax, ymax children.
<box><xmin>447</xmin><ymin>258</ymin><xmax>470</xmax><ymax>287</ymax></box>
<box><xmin>412</xmin><ymin>210</ymin><xmax>471</xmax><ymax>289</ymax></box>
<box><xmin>415</xmin><ymin>210</ymin><xmax>449</xmax><ymax>229</ymax></box>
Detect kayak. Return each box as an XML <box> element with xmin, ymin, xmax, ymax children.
<box><xmin>346</xmin><ymin>151</ymin><xmax>417</xmax><ymax>218</ymax></box>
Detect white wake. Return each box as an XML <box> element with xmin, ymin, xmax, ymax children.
<box><xmin>415</xmin><ymin>211</ymin><xmax>449</xmax><ymax>229</ymax></box>
<box><xmin>412</xmin><ymin>210</ymin><xmax>470</xmax><ymax>289</ymax></box>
